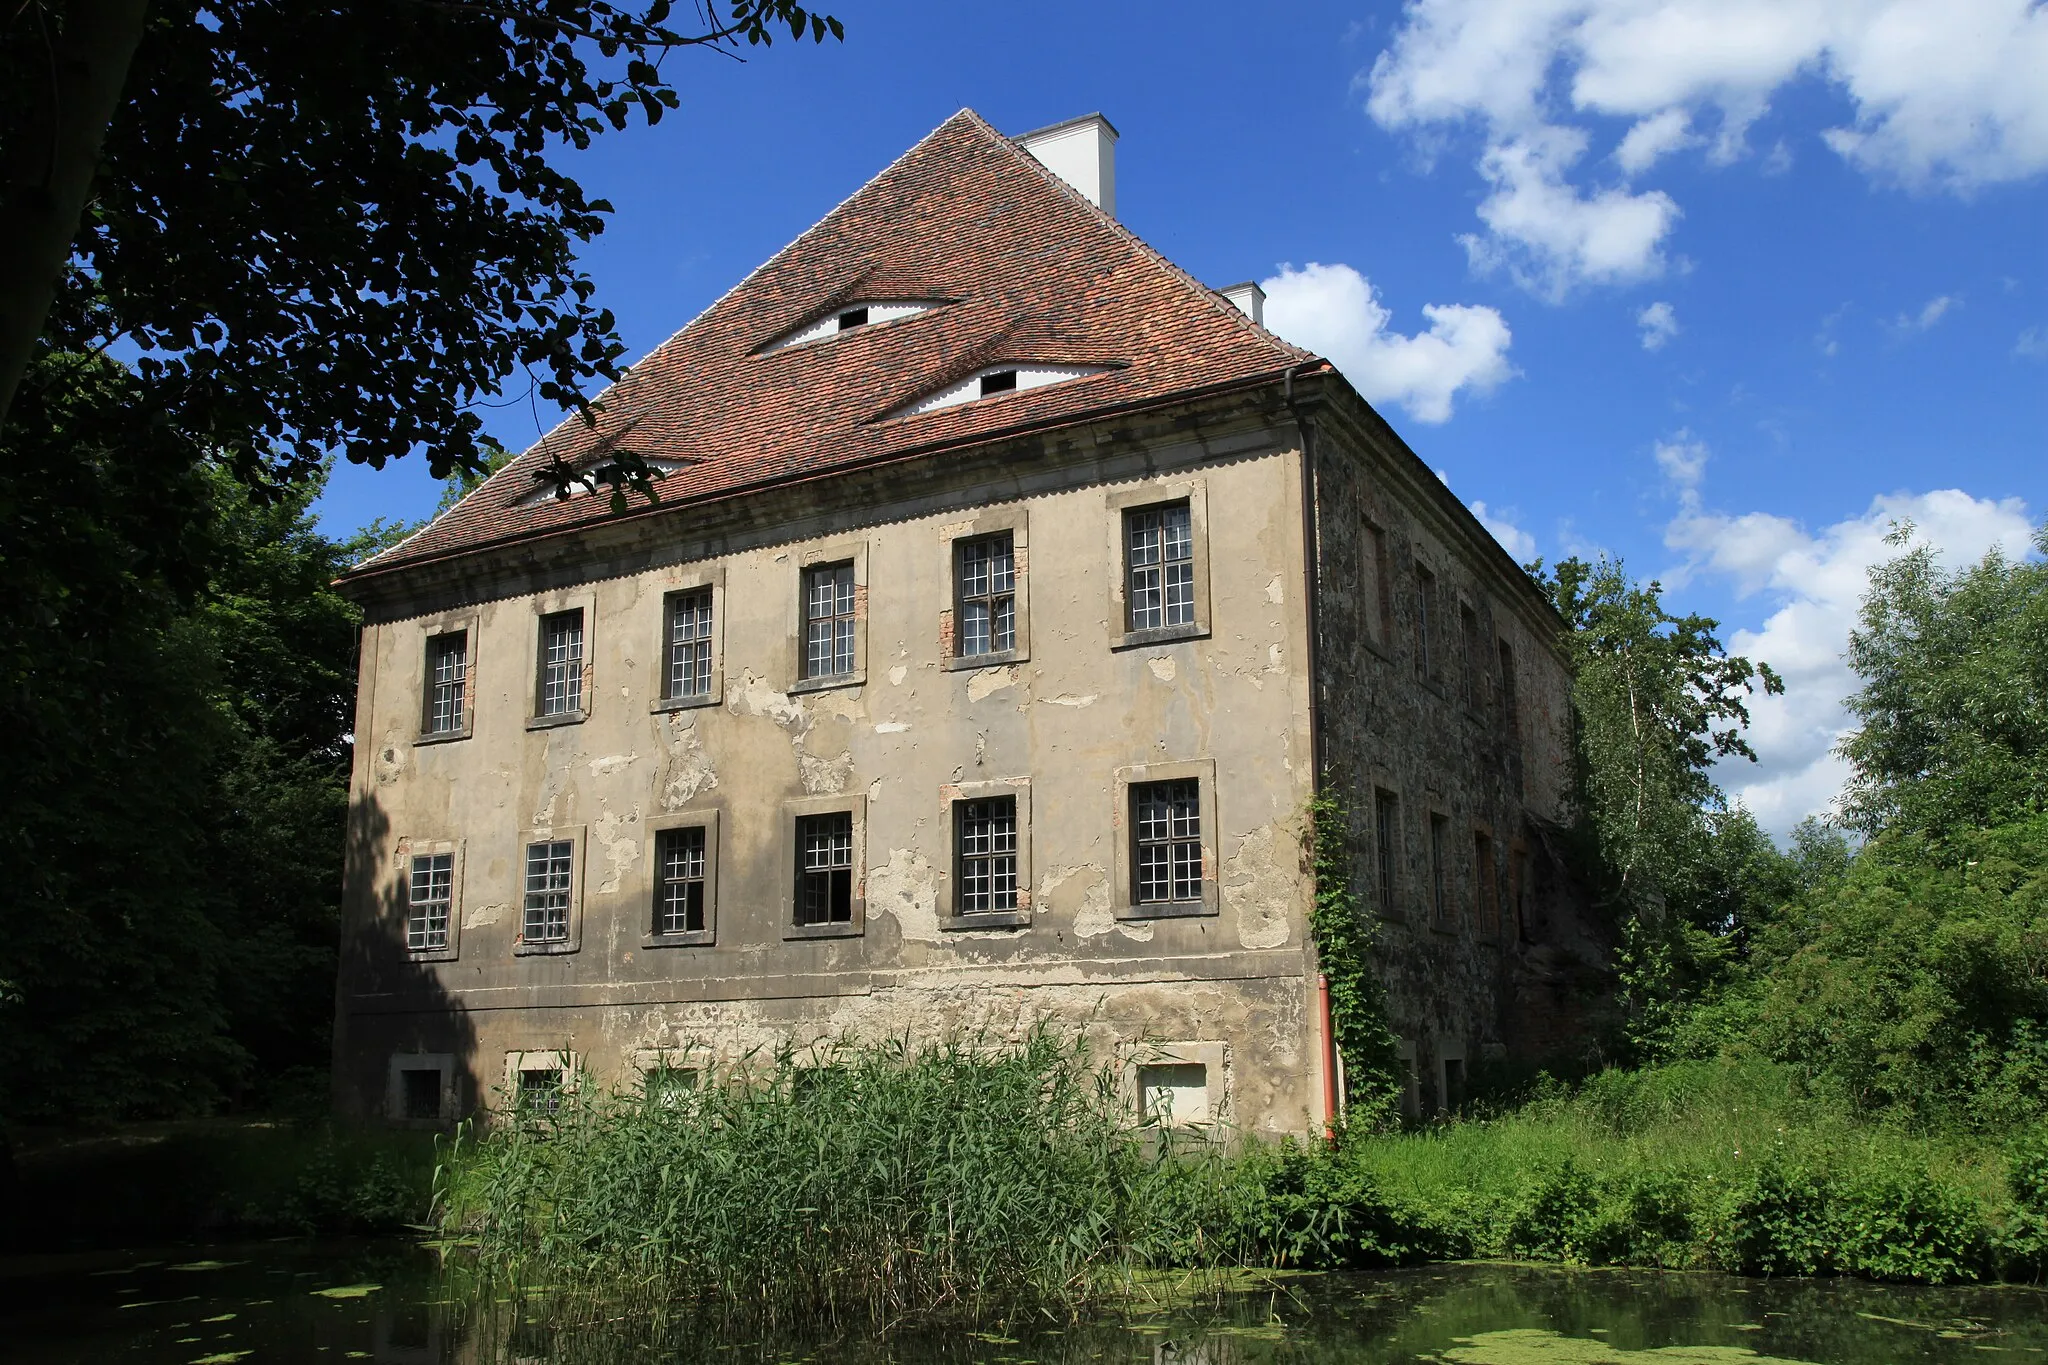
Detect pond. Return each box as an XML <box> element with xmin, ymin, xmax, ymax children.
<box><xmin>7</xmin><ymin>1239</ymin><xmax>2048</xmax><ymax>1364</ymax></box>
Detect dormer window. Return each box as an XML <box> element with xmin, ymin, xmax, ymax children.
<box><xmin>891</xmin><ymin>363</ymin><xmax>1112</xmax><ymax>419</ymax></box>
<box><xmin>764</xmin><ymin>300</ymin><xmax>941</xmax><ymax>353</ymax></box>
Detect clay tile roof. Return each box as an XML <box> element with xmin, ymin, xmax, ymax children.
<box><xmin>348</xmin><ymin>108</ymin><xmax>1314</xmax><ymax>579</ymax></box>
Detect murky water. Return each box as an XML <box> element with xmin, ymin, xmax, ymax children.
<box><xmin>7</xmin><ymin>1239</ymin><xmax>2048</xmax><ymax>1364</ymax></box>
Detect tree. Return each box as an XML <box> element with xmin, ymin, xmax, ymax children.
<box><xmin>1838</xmin><ymin>520</ymin><xmax>2048</xmax><ymax>846</ymax></box>
<box><xmin>2</xmin><ymin>0</ymin><xmax>842</xmax><ymax>492</ymax></box>
<box><xmin>1534</xmin><ymin>556</ymin><xmax>1784</xmax><ymax>1055</ymax></box>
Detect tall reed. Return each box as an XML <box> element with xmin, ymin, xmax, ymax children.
<box><xmin>435</xmin><ymin>1031</ymin><xmax>1252</xmax><ymax>1325</ymax></box>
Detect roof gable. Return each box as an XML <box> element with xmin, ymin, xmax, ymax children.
<box><xmin>352</xmin><ymin>109</ymin><xmax>1310</xmax><ymax>577</ymax></box>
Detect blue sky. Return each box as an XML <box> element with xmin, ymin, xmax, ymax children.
<box><xmin>316</xmin><ymin>0</ymin><xmax>2047</xmax><ymax>834</ymax></box>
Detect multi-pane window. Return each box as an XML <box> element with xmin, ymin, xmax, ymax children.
<box><xmin>1428</xmin><ymin>813</ymin><xmax>1449</xmax><ymax>927</ymax></box>
<box><xmin>665</xmin><ymin>589</ymin><xmax>714</xmax><ymax>700</ymax></box>
<box><xmin>802</xmin><ymin>563</ymin><xmax>857</xmax><ymax>679</ymax></box>
<box><xmin>1364</xmin><ymin>521</ymin><xmax>1394</xmax><ymax>646</ymax></box>
<box><xmin>1132</xmin><ymin>779</ymin><xmax>1202</xmax><ymax>905</ymax></box>
<box><xmin>1460</xmin><ymin>604</ymin><xmax>1483</xmax><ymax>708</ymax></box>
<box><xmin>956</xmin><ymin>534</ymin><xmax>1016</xmax><ymax>658</ymax></box>
<box><xmin>1125</xmin><ymin>503</ymin><xmax>1195</xmax><ymax>632</ymax></box>
<box><xmin>407</xmin><ymin>853</ymin><xmax>452</xmax><ymax>951</ymax></box>
<box><xmin>1474</xmin><ymin>831</ymin><xmax>1500</xmax><ymax>938</ymax></box>
<box><xmin>537</xmin><ymin>610</ymin><xmax>584</xmax><ymax>716</ymax></box>
<box><xmin>1374</xmin><ymin>790</ymin><xmax>1399</xmax><ymax>918</ymax></box>
<box><xmin>1416</xmin><ymin>565</ymin><xmax>1437</xmax><ymax>678</ymax></box>
<box><xmin>795</xmin><ymin>812</ymin><xmax>854</xmax><ymax>925</ymax></box>
<box><xmin>956</xmin><ymin>796</ymin><xmax>1018</xmax><ymax>914</ymax></box>
<box><xmin>654</xmin><ymin>825</ymin><xmax>708</xmax><ymax>935</ymax></box>
<box><xmin>1498</xmin><ymin>640</ymin><xmax>1521</xmax><ymax>743</ymax></box>
<box><xmin>523</xmin><ymin>840</ymin><xmax>574</xmax><ymax>943</ymax></box>
<box><xmin>424</xmin><ymin>632</ymin><xmax>468</xmax><ymax>735</ymax></box>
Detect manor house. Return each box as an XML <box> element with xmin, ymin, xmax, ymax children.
<box><xmin>332</xmin><ymin>110</ymin><xmax>1607</xmax><ymax>1135</ymax></box>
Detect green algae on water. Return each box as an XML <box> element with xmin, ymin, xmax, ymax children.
<box><xmin>1439</xmin><ymin>1328</ymin><xmax>1824</xmax><ymax>1364</ymax></box>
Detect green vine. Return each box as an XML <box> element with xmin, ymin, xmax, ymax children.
<box><xmin>1306</xmin><ymin>791</ymin><xmax>1405</xmax><ymax>1131</ymax></box>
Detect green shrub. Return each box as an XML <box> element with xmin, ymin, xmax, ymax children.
<box><xmin>1235</xmin><ymin>1140</ymin><xmax>1440</xmax><ymax>1268</ymax></box>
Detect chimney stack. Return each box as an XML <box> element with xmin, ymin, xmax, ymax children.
<box><xmin>1218</xmin><ymin>281</ymin><xmax>1266</xmax><ymax>326</ymax></box>
<box><xmin>1017</xmin><ymin>114</ymin><xmax>1119</xmax><ymax>218</ymax></box>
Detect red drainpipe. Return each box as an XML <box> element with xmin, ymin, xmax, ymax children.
<box><xmin>1318</xmin><ymin>972</ymin><xmax>1338</xmax><ymax>1141</ymax></box>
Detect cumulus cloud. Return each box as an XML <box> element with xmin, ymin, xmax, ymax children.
<box><xmin>1892</xmin><ymin>294</ymin><xmax>1956</xmax><ymax>332</ymax></box>
<box><xmin>2018</xmin><ymin>326</ymin><xmax>2048</xmax><ymax>359</ymax></box>
<box><xmin>1261</xmin><ymin>263</ymin><xmax>1516</xmax><ymax>423</ymax></box>
<box><xmin>1365</xmin><ymin>0</ymin><xmax>2048</xmax><ymax>295</ymax></box>
<box><xmin>1638</xmin><ymin>301</ymin><xmax>1680</xmax><ymax>350</ymax></box>
<box><xmin>1470</xmin><ymin>500</ymin><xmax>1538</xmax><ymax>561</ymax></box>
<box><xmin>1655</xmin><ymin>439</ymin><xmax>2035</xmax><ymax>836</ymax></box>
<box><xmin>1461</xmin><ymin>132</ymin><xmax>1681</xmax><ymax>297</ymax></box>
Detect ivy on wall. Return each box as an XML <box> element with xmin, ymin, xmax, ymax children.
<box><xmin>1306</xmin><ymin>792</ymin><xmax>1406</xmax><ymax>1130</ymax></box>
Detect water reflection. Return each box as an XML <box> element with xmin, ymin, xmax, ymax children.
<box><xmin>6</xmin><ymin>1241</ymin><xmax>2048</xmax><ymax>1365</ymax></box>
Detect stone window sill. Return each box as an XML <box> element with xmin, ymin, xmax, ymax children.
<box><xmin>789</xmin><ymin>673</ymin><xmax>864</xmax><ymax>696</ymax></box>
<box><xmin>652</xmin><ymin>694</ymin><xmax>720</xmax><ymax>715</ymax></box>
<box><xmin>1116</xmin><ymin>899</ymin><xmax>1217</xmax><ymax>921</ymax></box>
<box><xmin>784</xmin><ymin>921</ymin><xmax>863</xmax><ymax>940</ymax></box>
<box><xmin>642</xmin><ymin>930</ymin><xmax>715</xmax><ymax>949</ymax></box>
<box><xmin>939</xmin><ymin>910</ymin><xmax>1031</xmax><ymax>931</ymax></box>
<box><xmin>413</xmin><ymin>728</ymin><xmax>472</xmax><ymax>747</ymax></box>
<box><xmin>405</xmin><ymin>947</ymin><xmax>460</xmax><ymax>964</ymax></box>
<box><xmin>526</xmin><ymin>710</ymin><xmax>587</xmax><ymax>731</ymax></box>
<box><xmin>514</xmin><ymin>939</ymin><xmax>581</xmax><ymax>956</ymax></box>
<box><xmin>944</xmin><ymin>648</ymin><xmax>1027</xmax><ymax>673</ymax></box>
<box><xmin>1114</xmin><ymin>623</ymin><xmax>1208</xmax><ymax>652</ymax></box>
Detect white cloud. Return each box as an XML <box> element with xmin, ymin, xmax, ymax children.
<box><xmin>1470</xmin><ymin>500</ymin><xmax>1538</xmax><ymax>560</ymax></box>
<box><xmin>1638</xmin><ymin>300</ymin><xmax>1680</xmax><ymax>350</ymax></box>
<box><xmin>1261</xmin><ymin>262</ymin><xmax>1517</xmax><ymax>423</ymax></box>
<box><xmin>2014</xmin><ymin>325</ymin><xmax>2047</xmax><ymax>359</ymax></box>
<box><xmin>1460</xmin><ymin>131</ymin><xmax>1681</xmax><ymax>297</ymax></box>
<box><xmin>1656</xmin><ymin>442</ymin><xmax>2034</xmax><ymax>836</ymax></box>
<box><xmin>1891</xmin><ymin>294</ymin><xmax>1956</xmax><ymax>332</ymax></box>
<box><xmin>1366</xmin><ymin>0</ymin><xmax>2048</xmax><ymax>295</ymax></box>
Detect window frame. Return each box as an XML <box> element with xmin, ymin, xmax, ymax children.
<box><xmin>524</xmin><ymin>588</ymin><xmax>596</xmax><ymax>729</ymax></box>
<box><xmin>1427</xmin><ymin>809</ymin><xmax>1452</xmax><ymax>932</ymax></box>
<box><xmin>393</xmin><ymin>836</ymin><xmax>462</xmax><ymax>962</ymax></box>
<box><xmin>1105</xmin><ymin>483</ymin><xmax>1212</xmax><ymax>650</ymax></box>
<box><xmin>1459</xmin><ymin>600</ymin><xmax>1485</xmax><ymax>712</ymax></box>
<box><xmin>1361</xmin><ymin>518</ymin><xmax>1394</xmax><ymax>659</ymax></box>
<box><xmin>1127</xmin><ymin>1041</ymin><xmax>1228</xmax><ymax>1132</ymax></box>
<box><xmin>384</xmin><ymin>1051</ymin><xmax>455</xmax><ymax>1126</ymax></box>
<box><xmin>940</xmin><ymin>506</ymin><xmax>1031</xmax><ymax>672</ymax></box>
<box><xmin>416</xmin><ymin>617</ymin><xmax>476</xmax><ymax>744</ymax></box>
<box><xmin>650</xmin><ymin>566</ymin><xmax>726</xmax><ymax>714</ymax></box>
<box><xmin>1112</xmin><ymin>758</ymin><xmax>1219</xmax><ymax>919</ymax></box>
<box><xmin>1415</xmin><ymin>562</ymin><xmax>1439</xmax><ymax>684</ymax></box>
<box><xmin>502</xmin><ymin>1049</ymin><xmax>580</xmax><ymax>1111</ymax></box>
<box><xmin>1372</xmin><ymin>788</ymin><xmax>1402</xmax><ymax>922</ymax></box>
<box><xmin>938</xmin><ymin>778</ymin><xmax>1033</xmax><ymax>930</ymax></box>
<box><xmin>514</xmin><ymin>826</ymin><xmax>586</xmax><ymax>955</ymax></box>
<box><xmin>1472</xmin><ymin>825</ymin><xmax>1500</xmax><ymax>941</ymax></box>
<box><xmin>790</xmin><ymin>539</ymin><xmax>869</xmax><ymax>693</ymax></box>
<box><xmin>779</xmin><ymin>793</ymin><xmax>868</xmax><ymax>939</ymax></box>
<box><xmin>643</xmin><ymin>808</ymin><xmax>720</xmax><ymax>948</ymax></box>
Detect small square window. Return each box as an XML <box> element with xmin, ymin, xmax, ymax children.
<box><xmin>643</xmin><ymin>1065</ymin><xmax>699</xmax><ymax>1108</ymax></box>
<box><xmin>407</xmin><ymin>852</ymin><xmax>453</xmax><ymax>952</ymax></box>
<box><xmin>956</xmin><ymin>533</ymin><xmax>1016</xmax><ymax>658</ymax></box>
<box><xmin>794</xmin><ymin>812</ymin><xmax>855</xmax><ymax>925</ymax></box>
<box><xmin>517</xmin><ymin>1067</ymin><xmax>564</xmax><ymax>1114</ymax></box>
<box><xmin>665</xmin><ymin>589</ymin><xmax>714</xmax><ymax>701</ymax></box>
<box><xmin>399</xmin><ymin>1067</ymin><xmax>442</xmax><ymax>1121</ymax></box>
<box><xmin>1137</xmin><ymin>1062</ymin><xmax>1209</xmax><ymax>1128</ymax></box>
<box><xmin>979</xmin><ymin>369</ymin><xmax>1018</xmax><ymax>395</ymax></box>
<box><xmin>837</xmin><ymin>307</ymin><xmax>868</xmax><ymax>330</ymax></box>
<box><xmin>654</xmin><ymin>825</ymin><xmax>708</xmax><ymax>936</ymax></box>
<box><xmin>422</xmin><ymin>631</ymin><xmax>468</xmax><ymax>736</ymax></box>
<box><xmin>955</xmin><ymin>795</ymin><xmax>1019</xmax><ymax>914</ymax></box>
<box><xmin>1125</xmin><ymin>503</ymin><xmax>1195</xmax><ymax>633</ymax></box>
<box><xmin>802</xmin><ymin>563</ymin><xmax>856</xmax><ymax>680</ymax></box>
<box><xmin>537</xmin><ymin>609</ymin><xmax>585</xmax><ymax>716</ymax></box>
<box><xmin>523</xmin><ymin>840</ymin><xmax>574</xmax><ymax>943</ymax></box>
<box><xmin>1132</xmin><ymin>778</ymin><xmax>1202</xmax><ymax>906</ymax></box>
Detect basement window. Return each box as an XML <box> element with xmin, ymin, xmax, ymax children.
<box><xmin>399</xmin><ymin>1067</ymin><xmax>442</xmax><ymax>1121</ymax></box>
<box><xmin>517</xmin><ymin>1067</ymin><xmax>563</xmax><ymax>1115</ymax></box>
<box><xmin>1137</xmin><ymin>1062</ymin><xmax>1209</xmax><ymax>1128</ymax></box>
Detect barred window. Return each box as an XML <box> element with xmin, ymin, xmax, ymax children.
<box><xmin>654</xmin><ymin>825</ymin><xmax>708</xmax><ymax>935</ymax></box>
<box><xmin>1125</xmin><ymin>503</ymin><xmax>1194</xmax><ymax>632</ymax></box>
<box><xmin>1132</xmin><ymin>779</ymin><xmax>1202</xmax><ymax>905</ymax></box>
<box><xmin>956</xmin><ymin>533</ymin><xmax>1016</xmax><ymax>658</ymax></box>
<box><xmin>523</xmin><ymin>840</ymin><xmax>574</xmax><ymax>942</ymax></box>
<box><xmin>1428</xmin><ymin>813</ymin><xmax>1449</xmax><ymax>927</ymax></box>
<box><xmin>423</xmin><ymin>632</ymin><xmax>468</xmax><ymax>735</ymax></box>
<box><xmin>537</xmin><ymin>610</ymin><xmax>584</xmax><ymax>716</ymax></box>
<box><xmin>802</xmin><ymin>563</ymin><xmax>856</xmax><ymax>679</ymax></box>
<box><xmin>1374</xmin><ymin>790</ymin><xmax>1399</xmax><ymax>918</ymax></box>
<box><xmin>956</xmin><ymin>796</ymin><xmax>1018</xmax><ymax>914</ymax></box>
<box><xmin>795</xmin><ymin>812</ymin><xmax>854</xmax><ymax>925</ymax></box>
<box><xmin>407</xmin><ymin>853</ymin><xmax>452</xmax><ymax>951</ymax></box>
<box><xmin>666</xmin><ymin>589</ymin><xmax>714</xmax><ymax>700</ymax></box>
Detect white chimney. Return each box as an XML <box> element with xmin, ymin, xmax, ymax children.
<box><xmin>1218</xmin><ymin>281</ymin><xmax>1266</xmax><ymax>326</ymax></box>
<box><xmin>1017</xmin><ymin>114</ymin><xmax>1119</xmax><ymax>218</ymax></box>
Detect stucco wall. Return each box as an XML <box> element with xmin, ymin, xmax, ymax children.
<box><xmin>335</xmin><ymin>437</ymin><xmax>1322</xmax><ymax>1134</ymax></box>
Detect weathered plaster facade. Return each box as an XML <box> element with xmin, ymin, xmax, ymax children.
<box><xmin>332</xmin><ymin>110</ymin><xmax>1606</xmax><ymax>1136</ymax></box>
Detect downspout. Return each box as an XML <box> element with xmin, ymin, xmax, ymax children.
<box><xmin>1287</xmin><ymin>363</ymin><xmax>1340</xmax><ymax>1136</ymax></box>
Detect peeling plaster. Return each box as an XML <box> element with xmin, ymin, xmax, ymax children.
<box><xmin>1146</xmin><ymin>656</ymin><xmax>1177</xmax><ymax>684</ymax></box>
<box><xmin>869</xmin><ymin>847</ymin><xmax>942</xmax><ymax>942</ymax></box>
<box><xmin>1042</xmin><ymin>863</ymin><xmax>1115</xmax><ymax>939</ymax></box>
<box><xmin>594</xmin><ymin>805</ymin><xmax>643</xmax><ymax>894</ymax></box>
<box><xmin>375</xmin><ymin>740</ymin><xmax>405</xmax><ymax>786</ymax></box>
<box><xmin>1224</xmin><ymin>822</ymin><xmax>1293</xmax><ymax>950</ymax></box>
<box><xmin>1265</xmin><ymin>575</ymin><xmax>1285</xmax><ymax>604</ymax></box>
<box><xmin>875</xmin><ymin>721</ymin><xmax>911</xmax><ymax>734</ymax></box>
<box><xmin>463</xmin><ymin>901</ymin><xmax>507</xmax><ymax>930</ymax></box>
<box><xmin>888</xmin><ymin>665</ymin><xmax>908</xmax><ymax>686</ymax></box>
<box><xmin>658</xmin><ymin>715</ymin><xmax>719</xmax><ymax>810</ymax></box>
<box><xmin>966</xmin><ymin>665</ymin><xmax>1017</xmax><ymax>702</ymax></box>
<box><xmin>589</xmin><ymin>752</ymin><xmax>640</xmax><ymax>777</ymax></box>
<box><xmin>1042</xmin><ymin>693</ymin><xmax>1098</xmax><ymax>708</ymax></box>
